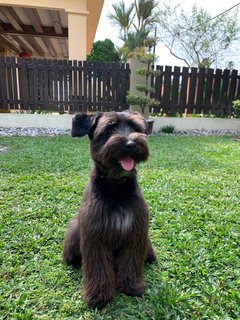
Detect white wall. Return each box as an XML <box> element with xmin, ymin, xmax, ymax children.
<box><xmin>151</xmin><ymin>117</ymin><xmax>240</xmax><ymax>132</ymax></box>
<box><xmin>0</xmin><ymin>114</ymin><xmax>73</xmax><ymax>129</ymax></box>
<box><xmin>0</xmin><ymin>114</ymin><xmax>239</xmax><ymax>131</ymax></box>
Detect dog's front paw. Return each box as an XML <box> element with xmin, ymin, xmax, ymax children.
<box><xmin>118</xmin><ymin>280</ymin><xmax>145</xmax><ymax>297</ymax></box>
<box><xmin>84</xmin><ymin>288</ymin><xmax>115</xmax><ymax>309</ymax></box>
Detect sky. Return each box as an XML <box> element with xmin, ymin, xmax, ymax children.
<box><xmin>95</xmin><ymin>0</ymin><xmax>240</xmax><ymax>69</ymax></box>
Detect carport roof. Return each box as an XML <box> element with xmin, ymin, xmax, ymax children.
<box><xmin>0</xmin><ymin>1</ymin><xmax>104</xmax><ymax>59</ymax></box>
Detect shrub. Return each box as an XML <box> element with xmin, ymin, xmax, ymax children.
<box><xmin>161</xmin><ymin>125</ymin><xmax>175</xmax><ymax>134</ymax></box>
<box><xmin>232</xmin><ymin>100</ymin><xmax>240</xmax><ymax>118</ymax></box>
<box><xmin>126</xmin><ymin>40</ymin><xmax>160</xmax><ymax>116</ymax></box>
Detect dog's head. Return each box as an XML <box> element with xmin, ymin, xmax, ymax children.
<box><xmin>71</xmin><ymin>111</ymin><xmax>149</xmax><ymax>179</ymax></box>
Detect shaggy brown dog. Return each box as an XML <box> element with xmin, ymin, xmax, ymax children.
<box><xmin>63</xmin><ymin>110</ymin><xmax>156</xmax><ymax>309</ymax></box>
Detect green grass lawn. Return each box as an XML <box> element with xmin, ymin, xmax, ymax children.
<box><xmin>0</xmin><ymin>134</ymin><xmax>239</xmax><ymax>320</ymax></box>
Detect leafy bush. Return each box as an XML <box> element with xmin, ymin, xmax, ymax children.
<box><xmin>87</xmin><ymin>39</ymin><xmax>120</xmax><ymax>62</ymax></box>
<box><xmin>126</xmin><ymin>40</ymin><xmax>160</xmax><ymax>117</ymax></box>
<box><xmin>161</xmin><ymin>125</ymin><xmax>175</xmax><ymax>133</ymax></box>
<box><xmin>232</xmin><ymin>100</ymin><xmax>240</xmax><ymax>118</ymax></box>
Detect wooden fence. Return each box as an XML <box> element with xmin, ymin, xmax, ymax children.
<box><xmin>0</xmin><ymin>57</ymin><xmax>240</xmax><ymax>116</ymax></box>
<box><xmin>0</xmin><ymin>57</ymin><xmax>130</xmax><ymax>113</ymax></box>
<box><xmin>151</xmin><ymin>65</ymin><xmax>240</xmax><ymax>116</ymax></box>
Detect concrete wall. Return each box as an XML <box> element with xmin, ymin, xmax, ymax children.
<box><xmin>0</xmin><ymin>114</ymin><xmax>239</xmax><ymax>131</ymax></box>
<box><xmin>151</xmin><ymin>117</ymin><xmax>240</xmax><ymax>132</ymax></box>
<box><xmin>0</xmin><ymin>114</ymin><xmax>73</xmax><ymax>128</ymax></box>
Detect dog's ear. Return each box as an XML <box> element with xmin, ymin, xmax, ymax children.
<box><xmin>71</xmin><ymin>113</ymin><xmax>101</xmax><ymax>137</ymax></box>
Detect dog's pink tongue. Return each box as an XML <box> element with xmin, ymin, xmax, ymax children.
<box><xmin>120</xmin><ymin>156</ymin><xmax>134</xmax><ymax>171</ymax></box>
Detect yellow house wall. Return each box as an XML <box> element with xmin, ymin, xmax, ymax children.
<box><xmin>67</xmin><ymin>11</ymin><xmax>87</xmax><ymax>60</ymax></box>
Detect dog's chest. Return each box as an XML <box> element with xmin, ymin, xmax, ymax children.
<box><xmin>109</xmin><ymin>209</ymin><xmax>133</xmax><ymax>233</ymax></box>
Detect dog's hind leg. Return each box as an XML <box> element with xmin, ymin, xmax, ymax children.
<box><xmin>145</xmin><ymin>236</ymin><xmax>157</xmax><ymax>264</ymax></box>
<box><xmin>63</xmin><ymin>217</ymin><xmax>82</xmax><ymax>267</ymax></box>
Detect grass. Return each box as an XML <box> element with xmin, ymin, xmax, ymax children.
<box><xmin>0</xmin><ymin>134</ymin><xmax>239</xmax><ymax>320</ymax></box>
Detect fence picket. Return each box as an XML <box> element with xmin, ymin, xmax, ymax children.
<box><xmin>162</xmin><ymin>66</ymin><xmax>172</xmax><ymax>114</ymax></box>
<box><xmin>212</xmin><ymin>69</ymin><xmax>222</xmax><ymax>116</ymax></box>
<box><xmin>0</xmin><ymin>57</ymin><xmax>7</xmax><ymax>109</ymax></box>
<box><xmin>171</xmin><ymin>66</ymin><xmax>180</xmax><ymax>115</ymax></box>
<box><xmin>63</xmin><ymin>60</ymin><xmax>68</xmax><ymax>111</ymax></box>
<box><xmin>204</xmin><ymin>68</ymin><xmax>214</xmax><ymax>114</ymax></box>
<box><xmin>68</xmin><ymin>60</ymin><xmax>73</xmax><ymax>112</ymax></box>
<box><xmin>219</xmin><ymin>69</ymin><xmax>230</xmax><ymax>115</ymax></box>
<box><xmin>179</xmin><ymin>67</ymin><xmax>189</xmax><ymax>114</ymax></box>
<box><xmin>187</xmin><ymin>67</ymin><xmax>198</xmax><ymax>113</ymax></box>
<box><xmin>228</xmin><ymin>70</ymin><xmax>238</xmax><ymax>115</ymax></box>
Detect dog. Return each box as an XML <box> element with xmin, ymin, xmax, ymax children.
<box><xmin>63</xmin><ymin>110</ymin><xmax>156</xmax><ymax>309</ymax></box>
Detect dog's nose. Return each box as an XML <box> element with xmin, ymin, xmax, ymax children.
<box><xmin>126</xmin><ymin>140</ymin><xmax>137</xmax><ymax>151</ymax></box>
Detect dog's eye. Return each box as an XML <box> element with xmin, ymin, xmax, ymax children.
<box><xmin>95</xmin><ymin>124</ymin><xmax>116</xmax><ymax>140</ymax></box>
<box><xmin>135</xmin><ymin>126</ymin><xmax>143</xmax><ymax>133</ymax></box>
<box><xmin>131</xmin><ymin>125</ymin><xmax>145</xmax><ymax>133</ymax></box>
<box><xmin>106</xmin><ymin>123</ymin><xmax>117</xmax><ymax>134</ymax></box>
<box><xmin>127</xmin><ymin>120</ymin><xmax>146</xmax><ymax>134</ymax></box>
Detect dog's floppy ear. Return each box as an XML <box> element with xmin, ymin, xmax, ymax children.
<box><xmin>71</xmin><ymin>113</ymin><xmax>101</xmax><ymax>138</ymax></box>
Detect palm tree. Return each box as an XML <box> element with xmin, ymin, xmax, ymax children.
<box><xmin>108</xmin><ymin>0</ymin><xmax>159</xmax><ymax>61</ymax></box>
<box><xmin>107</xmin><ymin>1</ymin><xmax>135</xmax><ymax>44</ymax></box>
<box><xmin>134</xmin><ymin>0</ymin><xmax>159</xmax><ymax>32</ymax></box>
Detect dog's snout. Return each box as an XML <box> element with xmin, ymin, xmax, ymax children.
<box><xmin>126</xmin><ymin>140</ymin><xmax>137</xmax><ymax>151</ymax></box>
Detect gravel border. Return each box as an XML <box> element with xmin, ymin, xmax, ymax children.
<box><xmin>0</xmin><ymin>127</ymin><xmax>240</xmax><ymax>137</ymax></box>
<box><xmin>0</xmin><ymin>127</ymin><xmax>71</xmax><ymax>137</ymax></box>
<box><xmin>155</xmin><ymin>130</ymin><xmax>240</xmax><ymax>136</ymax></box>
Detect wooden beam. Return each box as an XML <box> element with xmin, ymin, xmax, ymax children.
<box><xmin>0</xmin><ymin>7</ymin><xmax>23</xmax><ymax>32</ymax></box>
<box><xmin>0</xmin><ymin>7</ymin><xmax>69</xmax><ymax>58</ymax></box>
<box><xmin>11</xmin><ymin>35</ymin><xmax>33</xmax><ymax>54</ymax></box>
<box><xmin>42</xmin><ymin>38</ymin><xmax>57</xmax><ymax>57</ymax></box>
<box><xmin>1</xmin><ymin>23</ymin><xmax>68</xmax><ymax>38</ymax></box>
<box><xmin>49</xmin><ymin>11</ymin><xmax>68</xmax><ymax>58</ymax></box>
<box><xmin>4</xmin><ymin>7</ymin><xmax>24</xmax><ymax>27</ymax></box>
<box><xmin>25</xmin><ymin>9</ymin><xmax>57</xmax><ymax>57</ymax></box>
<box><xmin>24</xmin><ymin>8</ymin><xmax>43</xmax><ymax>34</ymax></box>
<box><xmin>58</xmin><ymin>38</ymin><xmax>68</xmax><ymax>58</ymax></box>
<box><xmin>0</xmin><ymin>35</ymin><xmax>19</xmax><ymax>53</ymax></box>
<box><xmin>50</xmin><ymin>11</ymin><xmax>63</xmax><ymax>35</ymax></box>
<box><xmin>23</xmin><ymin>35</ymin><xmax>45</xmax><ymax>56</ymax></box>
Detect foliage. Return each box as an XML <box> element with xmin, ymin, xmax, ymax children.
<box><xmin>126</xmin><ymin>44</ymin><xmax>160</xmax><ymax>116</ymax></box>
<box><xmin>87</xmin><ymin>39</ymin><xmax>120</xmax><ymax>62</ymax></box>
<box><xmin>232</xmin><ymin>100</ymin><xmax>240</xmax><ymax>118</ymax></box>
<box><xmin>0</xmin><ymin>135</ymin><xmax>239</xmax><ymax>319</ymax></box>
<box><xmin>108</xmin><ymin>0</ymin><xmax>159</xmax><ymax>61</ymax></box>
<box><xmin>160</xmin><ymin>125</ymin><xmax>175</xmax><ymax>134</ymax></box>
<box><xmin>135</xmin><ymin>84</ymin><xmax>155</xmax><ymax>93</ymax></box>
<box><xmin>126</xmin><ymin>93</ymin><xmax>158</xmax><ymax>107</ymax></box>
<box><xmin>157</xmin><ymin>3</ymin><xmax>239</xmax><ymax>68</ymax></box>
<box><xmin>137</xmin><ymin>67</ymin><xmax>160</xmax><ymax>77</ymax></box>
<box><xmin>108</xmin><ymin>0</ymin><xmax>135</xmax><ymax>43</ymax></box>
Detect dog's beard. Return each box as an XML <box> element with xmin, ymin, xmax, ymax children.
<box><xmin>92</xmin><ymin>133</ymin><xmax>149</xmax><ymax>180</ymax></box>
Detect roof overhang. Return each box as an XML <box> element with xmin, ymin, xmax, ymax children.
<box><xmin>0</xmin><ymin>0</ymin><xmax>104</xmax><ymax>59</ymax></box>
